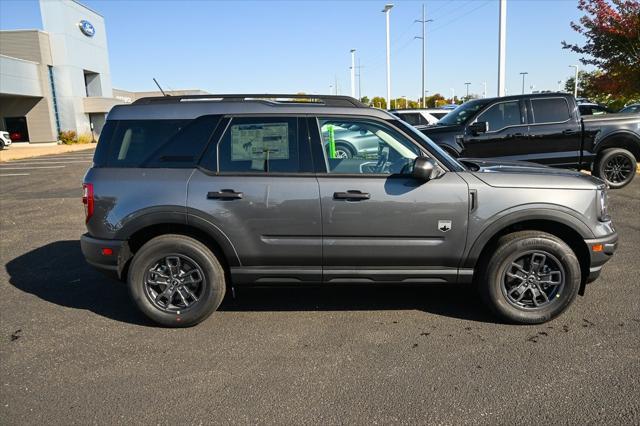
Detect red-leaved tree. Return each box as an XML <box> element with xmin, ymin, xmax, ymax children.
<box><xmin>562</xmin><ymin>0</ymin><xmax>640</xmax><ymax>98</ymax></box>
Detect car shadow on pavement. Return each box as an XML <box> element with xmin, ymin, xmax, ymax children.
<box><xmin>6</xmin><ymin>240</ymin><xmax>152</xmax><ymax>326</ymax></box>
<box><xmin>7</xmin><ymin>240</ymin><xmax>497</xmax><ymax>325</ymax></box>
<box><xmin>221</xmin><ymin>286</ymin><xmax>497</xmax><ymax>323</ymax></box>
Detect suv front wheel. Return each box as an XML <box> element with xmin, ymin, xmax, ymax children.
<box><xmin>480</xmin><ymin>231</ymin><xmax>581</xmax><ymax>324</ymax></box>
<box><xmin>128</xmin><ymin>234</ymin><xmax>226</xmax><ymax>327</ymax></box>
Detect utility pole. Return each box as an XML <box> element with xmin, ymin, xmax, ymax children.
<box><xmin>356</xmin><ymin>59</ymin><xmax>364</xmax><ymax>100</ymax></box>
<box><xmin>520</xmin><ymin>72</ymin><xmax>528</xmax><ymax>94</ymax></box>
<box><xmin>350</xmin><ymin>49</ymin><xmax>356</xmax><ymax>98</ymax></box>
<box><xmin>335</xmin><ymin>75</ymin><xmax>339</xmax><ymax>95</ymax></box>
<box><xmin>464</xmin><ymin>82</ymin><xmax>471</xmax><ymax>100</ymax></box>
<box><xmin>383</xmin><ymin>4</ymin><xmax>394</xmax><ymax>110</ymax></box>
<box><xmin>415</xmin><ymin>4</ymin><xmax>433</xmax><ymax>108</ymax></box>
<box><xmin>569</xmin><ymin>64</ymin><xmax>579</xmax><ymax>97</ymax></box>
<box><xmin>482</xmin><ymin>82</ymin><xmax>487</xmax><ymax>98</ymax></box>
<box><xmin>497</xmin><ymin>0</ymin><xmax>507</xmax><ymax>96</ymax></box>
<box><xmin>450</xmin><ymin>88</ymin><xmax>455</xmax><ymax>103</ymax></box>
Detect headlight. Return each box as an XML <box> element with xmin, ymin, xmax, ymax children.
<box><xmin>597</xmin><ymin>189</ymin><xmax>610</xmax><ymax>221</ymax></box>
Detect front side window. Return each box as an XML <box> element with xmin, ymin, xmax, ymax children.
<box><xmin>531</xmin><ymin>98</ymin><xmax>571</xmax><ymax>123</ymax></box>
<box><xmin>217</xmin><ymin>117</ymin><xmax>311</xmax><ymax>173</ymax></box>
<box><xmin>476</xmin><ymin>101</ymin><xmax>522</xmax><ymax>132</ymax></box>
<box><xmin>318</xmin><ymin>118</ymin><xmax>420</xmax><ymax>175</ymax></box>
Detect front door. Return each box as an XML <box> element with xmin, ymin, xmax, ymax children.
<box><xmin>188</xmin><ymin>116</ymin><xmax>322</xmax><ymax>284</ymax></box>
<box><xmin>312</xmin><ymin>117</ymin><xmax>469</xmax><ymax>284</ymax></box>
<box><xmin>462</xmin><ymin>99</ymin><xmax>530</xmax><ymax>158</ymax></box>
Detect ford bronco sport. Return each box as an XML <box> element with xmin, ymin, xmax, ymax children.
<box><xmin>81</xmin><ymin>94</ymin><xmax>618</xmax><ymax>327</ymax></box>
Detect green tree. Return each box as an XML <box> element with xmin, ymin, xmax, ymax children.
<box><xmin>371</xmin><ymin>96</ymin><xmax>386</xmax><ymax>109</ymax></box>
<box><xmin>562</xmin><ymin>0</ymin><xmax>640</xmax><ymax>99</ymax></box>
<box><xmin>360</xmin><ymin>96</ymin><xmax>370</xmax><ymax>105</ymax></box>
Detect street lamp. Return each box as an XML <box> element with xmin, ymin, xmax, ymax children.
<box><xmin>464</xmin><ymin>82</ymin><xmax>471</xmax><ymax>100</ymax></box>
<box><xmin>382</xmin><ymin>4</ymin><xmax>394</xmax><ymax>110</ymax></box>
<box><xmin>450</xmin><ymin>87</ymin><xmax>455</xmax><ymax>103</ymax></box>
<box><xmin>569</xmin><ymin>64</ymin><xmax>579</xmax><ymax>98</ymax></box>
<box><xmin>519</xmin><ymin>72</ymin><xmax>528</xmax><ymax>94</ymax></box>
<box><xmin>401</xmin><ymin>95</ymin><xmax>407</xmax><ymax>109</ymax></box>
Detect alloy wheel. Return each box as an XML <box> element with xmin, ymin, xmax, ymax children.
<box><xmin>143</xmin><ymin>254</ymin><xmax>205</xmax><ymax>313</ymax></box>
<box><xmin>603</xmin><ymin>154</ymin><xmax>634</xmax><ymax>184</ymax></box>
<box><xmin>501</xmin><ymin>250</ymin><xmax>565</xmax><ymax>310</ymax></box>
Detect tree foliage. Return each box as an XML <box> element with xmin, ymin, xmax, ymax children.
<box><xmin>562</xmin><ymin>0</ymin><xmax>640</xmax><ymax>98</ymax></box>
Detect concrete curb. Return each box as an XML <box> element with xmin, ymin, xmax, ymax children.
<box><xmin>0</xmin><ymin>144</ymin><xmax>96</xmax><ymax>162</ymax></box>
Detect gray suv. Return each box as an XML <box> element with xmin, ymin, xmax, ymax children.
<box><xmin>81</xmin><ymin>94</ymin><xmax>618</xmax><ymax>327</ymax></box>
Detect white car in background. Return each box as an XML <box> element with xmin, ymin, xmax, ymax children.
<box><xmin>0</xmin><ymin>131</ymin><xmax>12</xmax><ymax>149</ymax></box>
<box><xmin>390</xmin><ymin>109</ymin><xmax>449</xmax><ymax>126</ymax></box>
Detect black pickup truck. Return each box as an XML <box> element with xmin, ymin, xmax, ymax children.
<box><xmin>418</xmin><ymin>93</ymin><xmax>640</xmax><ymax>188</ymax></box>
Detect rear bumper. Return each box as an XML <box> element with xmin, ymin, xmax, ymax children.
<box><xmin>80</xmin><ymin>233</ymin><xmax>129</xmax><ymax>280</ymax></box>
<box><xmin>584</xmin><ymin>232</ymin><xmax>618</xmax><ymax>283</ymax></box>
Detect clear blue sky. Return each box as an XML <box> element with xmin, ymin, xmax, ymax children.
<box><xmin>0</xmin><ymin>0</ymin><xmax>588</xmax><ymax>99</ymax></box>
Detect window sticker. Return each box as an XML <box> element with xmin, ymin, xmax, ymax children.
<box><xmin>230</xmin><ymin>123</ymin><xmax>289</xmax><ymax>161</ymax></box>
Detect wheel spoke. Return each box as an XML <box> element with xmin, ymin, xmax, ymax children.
<box><xmin>176</xmin><ymin>287</ymin><xmax>190</xmax><ymax>306</ymax></box>
<box><xmin>530</xmin><ymin>253</ymin><xmax>546</xmax><ymax>274</ymax></box>
<box><xmin>180</xmin><ymin>269</ymin><xmax>202</xmax><ymax>285</ymax></box>
<box><xmin>515</xmin><ymin>287</ymin><xmax>529</xmax><ymax>302</ymax></box>
<box><xmin>181</xmin><ymin>286</ymin><xmax>199</xmax><ymax>302</ymax></box>
<box><xmin>511</xmin><ymin>262</ymin><xmax>528</xmax><ymax>276</ymax></box>
<box><xmin>165</xmin><ymin>256</ymin><xmax>181</xmax><ymax>277</ymax></box>
<box><xmin>539</xmin><ymin>270</ymin><xmax>562</xmax><ymax>286</ymax></box>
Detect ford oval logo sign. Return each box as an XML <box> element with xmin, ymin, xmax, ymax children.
<box><xmin>78</xmin><ymin>20</ymin><xmax>95</xmax><ymax>37</ymax></box>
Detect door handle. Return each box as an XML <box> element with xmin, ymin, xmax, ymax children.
<box><xmin>562</xmin><ymin>129</ymin><xmax>577</xmax><ymax>135</ymax></box>
<box><xmin>334</xmin><ymin>190</ymin><xmax>370</xmax><ymax>201</ymax></box>
<box><xmin>207</xmin><ymin>189</ymin><xmax>243</xmax><ymax>200</ymax></box>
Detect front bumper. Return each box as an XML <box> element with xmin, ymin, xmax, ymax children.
<box><xmin>584</xmin><ymin>232</ymin><xmax>618</xmax><ymax>283</ymax></box>
<box><xmin>80</xmin><ymin>233</ymin><xmax>129</xmax><ymax>280</ymax></box>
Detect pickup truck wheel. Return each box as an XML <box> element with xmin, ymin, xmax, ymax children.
<box><xmin>480</xmin><ymin>231</ymin><xmax>581</xmax><ymax>324</ymax></box>
<box><xmin>127</xmin><ymin>234</ymin><xmax>226</xmax><ymax>327</ymax></box>
<box><xmin>595</xmin><ymin>148</ymin><xmax>636</xmax><ymax>188</ymax></box>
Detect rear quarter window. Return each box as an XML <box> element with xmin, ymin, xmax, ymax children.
<box><xmin>531</xmin><ymin>98</ymin><xmax>571</xmax><ymax>123</ymax></box>
<box><xmin>93</xmin><ymin>116</ymin><xmax>221</xmax><ymax>167</ymax></box>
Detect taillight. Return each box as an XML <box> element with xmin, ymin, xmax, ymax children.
<box><xmin>82</xmin><ymin>183</ymin><xmax>94</xmax><ymax>223</ymax></box>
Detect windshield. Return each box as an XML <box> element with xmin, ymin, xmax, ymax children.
<box><xmin>438</xmin><ymin>99</ymin><xmax>491</xmax><ymax>126</ymax></box>
<box><xmin>392</xmin><ymin>119</ymin><xmax>466</xmax><ymax>171</ymax></box>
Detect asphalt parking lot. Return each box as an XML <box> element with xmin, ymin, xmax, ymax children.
<box><xmin>1</xmin><ymin>149</ymin><xmax>639</xmax><ymax>425</ymax></box>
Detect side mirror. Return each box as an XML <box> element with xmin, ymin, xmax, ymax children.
<box><xmin>412</xmin><ymin>157</ymin><xmax>440</xmax><ymax>181</ymax></box>
<box><xmin>468</xmin><ymin>121</ymin><xmax>487</xmax><ymax>135</ymax></box>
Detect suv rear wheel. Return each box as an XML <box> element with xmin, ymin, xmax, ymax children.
<box><xmin>480</xmin><ymin>231</ymin><xmax>581</xmax><ymax>324</ymax></box>
<box><xmin>128</xmin><ymin>234</ymin><xmax>226</xmax><ymax>327</ymax></box>
<box><xmin>594</xmin><ymin>148</ymin><xmax>636</xmax><ymax>188</ymax></box>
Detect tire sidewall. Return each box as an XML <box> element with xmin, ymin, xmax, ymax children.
<box><xmin>128</xmin><ymin>236</ymin><xmax>224</xmax><ymax>327</ymax></box>
<box><xmin>483</xmin><ymin>235</ymin><xmax>581</xmax><ymax>324</ymax></box>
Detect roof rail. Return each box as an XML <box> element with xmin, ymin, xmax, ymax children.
<box><xmin>131</xmin><ymin>94</ymin><xmax>367</xmax><ymax>108</ymax></box>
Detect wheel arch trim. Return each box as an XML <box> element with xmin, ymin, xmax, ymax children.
<box><xmin>462</xmin><ymin>206</ymin><xmax>594</xmax><ymax>269</ymax></box>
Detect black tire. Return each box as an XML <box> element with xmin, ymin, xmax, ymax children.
<box><xmin>480</xmin><ymin>231</ymin><xmax>581</xmax><ymax>324</ymax></box>
<box><xmin>127</xmin><ymin>234</ymin><xmax>226</xmax><ymax>327</ymax></box>
<box><xmin>594</xmin><ymin>148</ymin><xmax>636</xmax><ymax>189</ymax></box>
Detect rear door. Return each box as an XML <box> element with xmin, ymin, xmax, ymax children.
<box><xmin>462</xmin><ymin>99</ymin><xmax>529</xmax><ymax>158</ymax></box>
<box><xmin>187</xmin><ymin>116</ymin><xmax>322</xmax><ymax>284</ymax></box>
<box><xmin>526</xmin><ymin>96</ymin><xmax>582</xmax><ymax>166</ymax></box>
<box><xmin>312</xmin><ymin>116</ymin><xmax>469</xmax><ymax>284</ymax></box>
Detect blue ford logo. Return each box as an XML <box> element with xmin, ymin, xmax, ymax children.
<box><xmin>78</xmin><ymin>20</ymin><xmax>95</xmax><ymax>37</ymax></box>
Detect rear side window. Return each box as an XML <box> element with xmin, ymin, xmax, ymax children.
<box><xmin>216</xmin><ymin>117</ymin><xmax>312</xmax><ymax>173</ymax></box>
<box><xmin>531</xmin><ymin>98</ymin><xmax>571</xmax><ymax>123</ymax></box>
<box><xmin>95</xmin><ymin>117</ymin><xmax>220</xmax><ymax>167</ymax></box>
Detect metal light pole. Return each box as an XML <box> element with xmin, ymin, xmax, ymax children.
<box><xmin>415</xmin><ymin>4</ymin><xmax>433</xmax><ymax>108</ymax></box>
<box><xmin>482</xmin><ymin>82</ymin><xmax>487</xmax><ymax>98</ymax></box>
<box><xmin>569</xmin><ymin>64</ymin><xmax>579</xmax><ymax>97</ymax></box>
<box><xmin>520</xmin><ymin>72</ymin><xmax>528</xmax><ymax>94</ymax></box>
<box><xmin>402</xmin><ymin>96</ymin><xmax>407</xmax><ymax>109</ymax></box>
<box><xmin>464</xmin><ymin>82</ymin><xmax>471</xmax><ymax>100</ymax></box>
<box><xmin>450</xmin><ymin>88</ymin><xmax>455</xmax><ymax>103</ymax></box>
<box><xmin>350</xmin><ymin>49</ymin><xmax>356</xmax><ymax>98</ymax></box>
<box><xmin>497</xmin><ymin>0</ymin><xmax>507</xmax><ymax>96</ymax></box>
<box><xmin>383</xmin><ymin>4</ymin><xmax>394</xmax><ymax>110</ymax></box>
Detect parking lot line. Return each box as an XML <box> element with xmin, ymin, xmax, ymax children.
<box><xmin>0</xmin><ymin>165</ymin><xmax>66</xmax><ymax>170</ymax></box>
<box><xmin>0</xmin><ymin>173</ymin><xmax>30</xmax><ymax>177</ymax></box>
<box><xmin>1</xmin><ymin>161</ymin><xmax>92</xmax><ymax>166</ymax></box>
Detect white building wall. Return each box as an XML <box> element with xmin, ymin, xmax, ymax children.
<box><xmin>39</xmin><ymin>0</ymin><xmax>113</xmax><ymax>135</ymax></box>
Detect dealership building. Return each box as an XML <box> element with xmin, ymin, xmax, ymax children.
<box><xmin>0</xmin><ymin>0</ymin><xmax>205</xmax><ymax>144</ymax></box>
